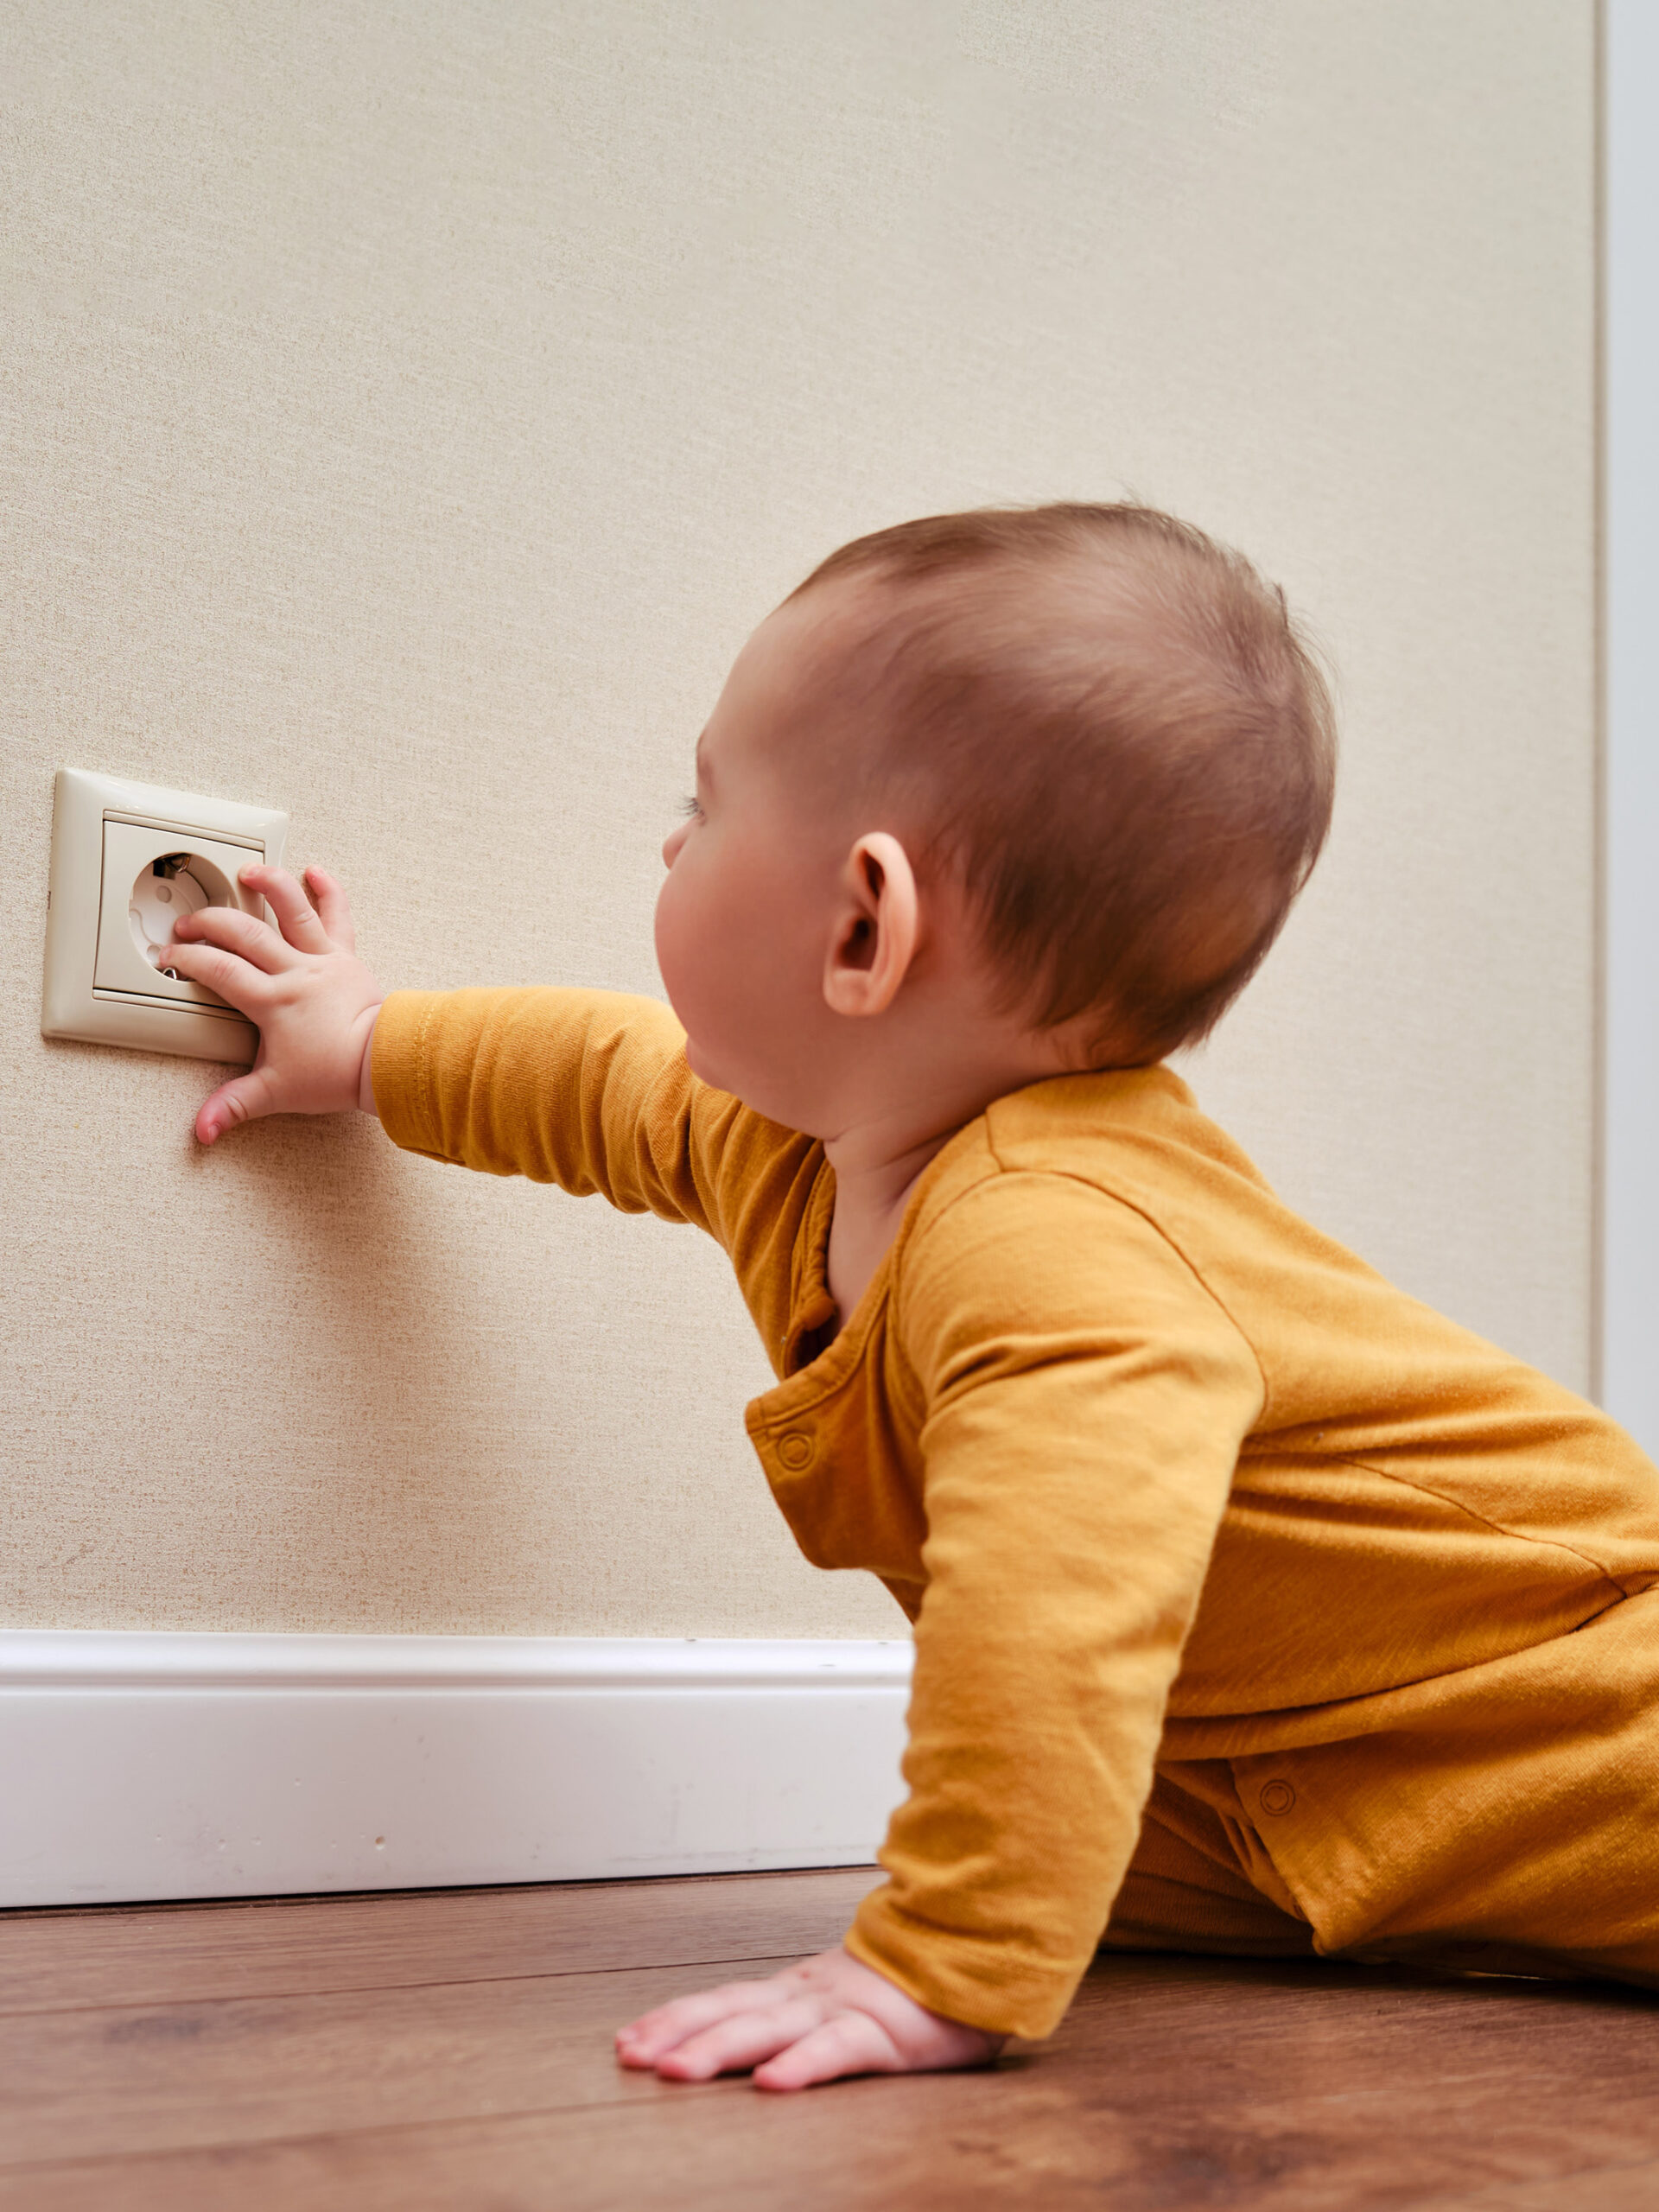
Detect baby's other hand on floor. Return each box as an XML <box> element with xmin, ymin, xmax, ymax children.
<box><xmin>614</xmin><ymin>1944</ymin><xmax>1002</xmax><ymax>2092</ymax></box>
<box><xmin>166</xmin><ymin>864</ymin><xmax>385</xmax><ymax>1145</ymax></box>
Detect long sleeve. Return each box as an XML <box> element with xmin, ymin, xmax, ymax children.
<box><xmin>844</xmin><ymin>1170</ymin><xmax>1266</xmax><ymax>2039</ymax></box>
<box><xmin>371</xmin><ymin>988</ymin><xmax>824</xmax><ymax>1364</ymax></box>
<box><xmin>372</xmin><ymin>986</ymin><xmax>725</xmax><ymax>1227</ymax></box>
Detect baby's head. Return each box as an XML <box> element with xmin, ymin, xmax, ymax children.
<box><xmin>656</xmin><ymin>503</ymin><xmax>1335</xmax><ymax>1142</ymax></box>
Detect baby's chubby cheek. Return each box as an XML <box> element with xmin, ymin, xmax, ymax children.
<box><xmin>654</xmin><ymin>875</ymin><xmax>821</xmax><ymax>1117</ymax></box>
<box><xmin>653</xmin><ymin>872</ymin><xmax>756</xmax><ymax>1089</ymax></box>
<box><xmin>652</xmin><ymin>867</ymin><xmax>711</xmax><ymax>1040</ymax></box>
<box><xmin>659</xmin><ymin>957</ymin><xmax>778</xmax><ymax>1103</ymax></box>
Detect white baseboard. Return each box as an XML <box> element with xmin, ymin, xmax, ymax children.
<box><xmin>0</xmin><ymin>1633</ymin><xmax>912</xmax><ymax>1910</ymax></box>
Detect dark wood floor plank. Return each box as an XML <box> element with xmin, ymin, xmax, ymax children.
<box><xmin>0</xmin><ymin>1866</ymin><xmax>881</xmax><ymax>2014</ymax></box>
<box><xmin>2</xmin><ymin>1876</ymin><xmax>1657</xmax><ymax>2211</ymax></box>
<box><xmin>0</xmin><ymin>1957</ymin><xmax>777</xmax><ymax>2164</ymax></box>
<box><xmin>1444</xmin><ymin>2167</ymin><xmax>1659</xmax><ymax>2211</ymax></box>
<box><xmin>5</xmin><ymin>1990</ymin><xmax>1659</xmax><ymax>2212</ymax></box>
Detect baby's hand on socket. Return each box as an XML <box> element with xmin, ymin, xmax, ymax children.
<box><xmin>167</xmin><ymin>864</ymin><xmax>385</xmax><ymax>1145</ymax></box>
<box><xmin>614</xmin><ymin>1945</ymin><xmax>1002</xmax><ymax>2093</ymax></box>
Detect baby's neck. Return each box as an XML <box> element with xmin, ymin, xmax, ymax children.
<box><xmin>822</xmin><ymin>1124</ymin><xmax>957</xmax><ymax>1322</ymax></box>
<box><xmin>813</xmin><ymin>1016</ymin><xmax>1091</xmax><ymax>1322</ymax></box>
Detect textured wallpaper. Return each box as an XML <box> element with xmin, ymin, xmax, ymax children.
<box><xmin>2</xmin><ymin>1</ymin><xmax>1596</xmax><ymax>1633</ymax></box>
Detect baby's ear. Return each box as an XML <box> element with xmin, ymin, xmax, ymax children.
<box><xmin>823</xmin><ymin>833</ymin><xmax>919</xmax><ymax>1017</ymax></box>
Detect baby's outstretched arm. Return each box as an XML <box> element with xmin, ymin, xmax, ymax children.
<box><xmin>165</xmin><ymin>863</ymin><xmax>385</xmax><ymax>1144</ymax></box>
<box><xmin>614</xmin><ymin>1943</ymin><xmax>1001</xmax><ymax>2093</ymax></box>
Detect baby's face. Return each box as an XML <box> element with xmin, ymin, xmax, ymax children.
<box><xmin>654</xmin><ymin>590</ymin><xmax>865</xmax><ymax>1129</ymax></box>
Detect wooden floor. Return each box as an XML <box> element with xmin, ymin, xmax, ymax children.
<box><xmin>1</xmin><ymin>1870</ymin><xmax>1657</xmax><ymax>2209</ymax></box>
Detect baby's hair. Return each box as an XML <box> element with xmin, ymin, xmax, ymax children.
<box><xmin>790</xmin><ymin>503</ymin><xmax>1338</xmax><ymax>1063</ymax></box>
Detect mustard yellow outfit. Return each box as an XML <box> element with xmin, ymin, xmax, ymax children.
<box><xmin>374</xmin><ymin>986</ymin><xmax>1659</xmax><ymax>2041</ymax></box>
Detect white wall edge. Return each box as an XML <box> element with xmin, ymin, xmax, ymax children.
<box><xmin>1602</xmin><ymin>0</ymin><xmax>1659</xmax><ymax>1456</ymax></box>
<box><xmin>0</xmin><ymin>1632</ymin><xmax>912</xmax><ymax>1910</ymax></box>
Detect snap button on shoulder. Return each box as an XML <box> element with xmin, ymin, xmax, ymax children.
<box><xmin>1258</xmin><ymin>1780</ymin><xmax>1296</xmax><ymax>1817</ymax></box>
<box><xmin>777</xmin><ymin>1431</ymin><xmax>815</xmax><ymax>1471</ymax></box>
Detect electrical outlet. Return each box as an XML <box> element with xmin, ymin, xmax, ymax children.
<box><xmin>41</xmin><ymin>769</ymin><xmax>289</xmax><ymax>1063</ymax></box>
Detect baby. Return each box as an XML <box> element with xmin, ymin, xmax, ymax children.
<box><xmin>170</xmin><ymin>503</ymin><xmax>1659</xmax><ymax>2093</ymax></box>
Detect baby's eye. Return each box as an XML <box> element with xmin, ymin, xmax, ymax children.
<box><xmin>678</xmin><ymin>795</ymin><xmax>702</xmax><ymax>820</ymax></box>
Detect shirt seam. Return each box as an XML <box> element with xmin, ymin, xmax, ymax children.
<box><xmin>1315</xmin><ymin>1450</ymin><xmax>1643</xmax><ymax>1599</ymax></box>
<box><xmin>896</xmin><ymin>1153</ymin><xmax>1274</xmax><ymax>1427</ymax></box>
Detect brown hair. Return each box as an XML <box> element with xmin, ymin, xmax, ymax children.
<box><xmin>790</xmin><ymin>503</ymin><xmax>1337</xmax><ymax>1063</ymax></box>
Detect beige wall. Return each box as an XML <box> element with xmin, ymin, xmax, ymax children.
<box><xmin>2</xmin><ymin>2</ymin><xmax>1597</xmax><ymax>1635</ymax></box>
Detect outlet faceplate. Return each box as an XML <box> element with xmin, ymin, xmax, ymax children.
<box><xmin>41</xmin><ymin>769</ymin><xmax>289</xmax><ymax>1063</ymax></box>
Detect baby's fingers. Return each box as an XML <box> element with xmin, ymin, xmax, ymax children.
<box><xmin>299</xmin><ymin>864</ymin><xmax>357</xmax><ymax>951</ymax></box>
<box><xmin>240</xmin><ymin>864</ymin><xmax>335</xmax><ymax>956</ymax></box>
<box><xmin>752</xmin><ymin>2012</ymin><xmax>903</xmax><ymax>2094</ymax></box>
<box><xmin>651</xmin><ymin>1999</ymin><xmax>823</xmax><ymax>2084</ymax></box>
<box><xmin>162</xmin><ymin>935</ymin><xmax>276</xmax><ymax>1016</ymax></box>
<box><xmin>171</xmin><ymin>902</ymin><xmax>291</xmax><ymax>972</ymax></box>
<box><xmin>194</xmin><ymin>1067</ymin><xmax>284</xmax><ymax>1147</ymax></box>
<box><xmin>615</xmin><ymin>1975</ymin><xmax>789</xmax><ymax>2066</ymax></box>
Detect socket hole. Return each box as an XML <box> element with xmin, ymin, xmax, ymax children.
<box><xmin>128</xmin><ymin>852</ymin><xmax>236</xmax><ymax>977</ymax></box>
